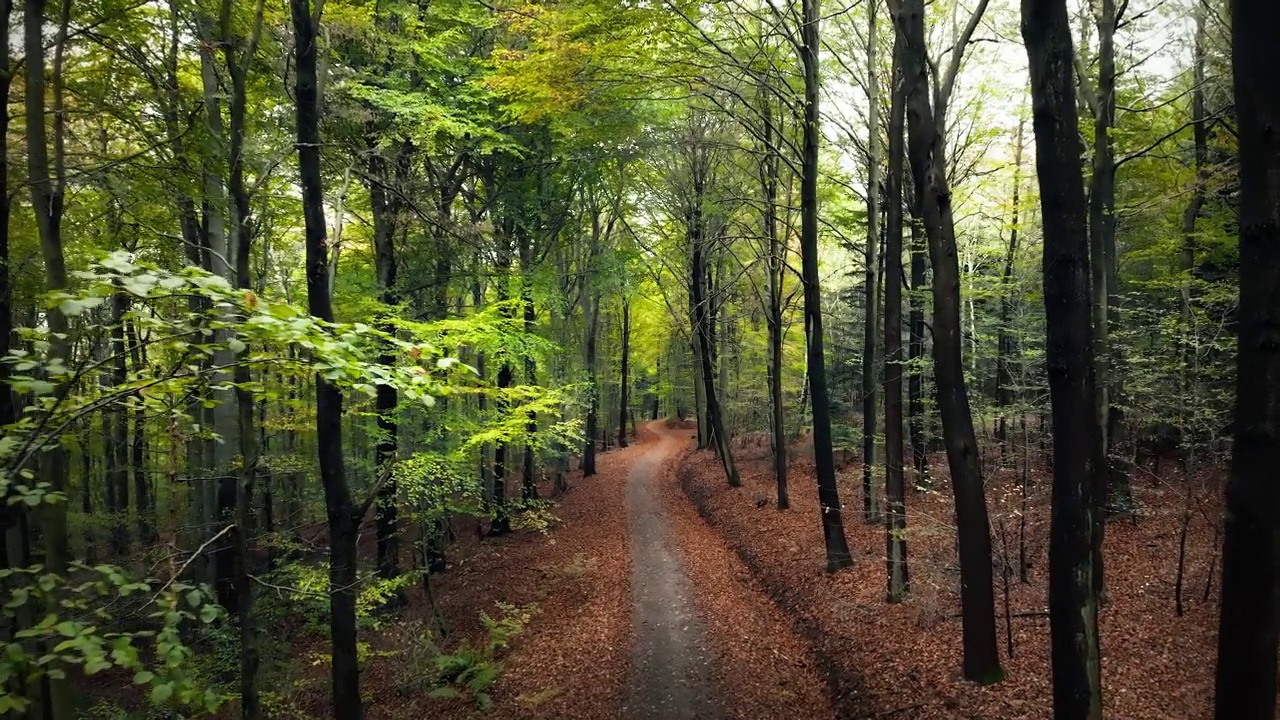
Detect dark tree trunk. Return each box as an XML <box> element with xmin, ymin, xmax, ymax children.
<box><xmin>801</xmin><ymin>0</ymin><xmax>852</xmax><ymax>572</ymax></box>
<box><xmin>618</xmin><ymin>298</ymin><xmax>630</xmax><ymax>448</ymax></box>
<box><xmin>1214</xmin><ymin>2</ymin><xmax>1280</xmax><ymax>717</ymax></box>
<box><xmin>996</xmin><ymin>121</ymin><xmax>1024</xmax><ymax>455</ymax></box>
<box><xmin>894</xmin><ymin>0</ymin><xmax>1002</xmax><ymax>683</ymax></box>
<box><xmin>1022</xmin><ymin>0</ymin><xmax>1104</xmax><ymax>714</ymax></box>
<box><xmin>125</xmin><ymin>320</ymin><xmax>154</xmax><ymax>544</ymax></box>
<box><xmin>862</xmin><ymin>0</ymin><xmax>882</xmax><ymax>524</ymax></box>
<box><xmin>582</xmin><ymin>291</ymin><xmax>599</xmax><ymax>477</ymax></box>
<box><xmin>492</xmin><ymin>225</ymin><xmax>515</xmax><ymax>531</ymax></box>
<box><xmin>290</xmin><ymin>2</ymin><xmax>362</xmax><ymax>716</ymax></box>
<box><xmin>908</xmin><ymin>201</ymin><xmax>930</xmax><ymax>489</ymax></box>
<box><xmin>369</xmin><ymin>140</ymin><xmax>400</xmax><ymax>583</ymax></box>
<box><xmin>689</xmin><ymin>173</ymin><xmax>740</xmax><ymax>488</ymax></box>
<box><xmin>109</xmin><ymin>291</ymin><xmax>130</xmax><ymax>557</ymax></box>
<box><xmin>760</xmin><ymin>78</ymin><xmax>789</xmax><ymax>510</ymax></box>
<box><xmin>521</xmin><ymin>229</ymin><xmax>539</xmax><ymax>498</ymax></box>
<box><xmin>884</xmin><ymin>26</ymin><xmax>909</xmax><ymax>602</ymax></box>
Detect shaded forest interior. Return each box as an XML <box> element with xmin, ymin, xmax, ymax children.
<box><xmin>0</xmin><ymin>0</ymin><xmax>1278</xmax><ymax>718</ymax></box>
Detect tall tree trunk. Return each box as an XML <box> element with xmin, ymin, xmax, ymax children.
<box><xmin>369</xmin><ymin>140</ymin><xmax>400</xmax><ymax>584</ymax></box>
<box><xmin>801</xmin><ymin>0</ymin><xmax>852</xmax><ymax>571</ymax></box>
<box><xmin>289</xmin><ymin>2</ymin><xmax>362</xmax><ymax>717</ymax></box>
<box><xmin>996</xmin><ymin>120</ymin><xmax>1025</xmax><ymax>456</ymax></box>
<box><xmin>582</xmin><ymin>291</ymin><xmax>600</xmax><ymax>477</ymax></box>
<box><xmin>221</xmin><ymin>6</ymin><xmax>265</xmax><ymax>713</ymax></box>
<box><xmin>1022</xmin><ymin>0</ymin><xmax>1103</xmax><ymax>714</ymax></box>
<box><xmin>883</xmin><ymin>20</ymin><xmax>909</xmax><ymax>602</ymax></box>
<box><xmin>761</xmin><ymin>78</ymin><xmax>789</xmax><ymax>510</ymax></box>
<box><xmin>908</xmin><ymin>199</ymin><xmax>930</xmax><ymax>488</ymax></box>
<box><xmin>618</xmin><ymin>298</ymin><xmax>630</xmax><ymax>448</ymax></box>
<box><xmin>109</xmin><ymin>290</ymin><xmax>130</xmax><ymax>557</ymax></box>
<box><xmin>688</xmin><ymin>169</ymin><xmax>740</xmax><ymax>488</ymax></box>
<box><xmin>520</xmin><ymin>228</ymin><xmax>539</xmax><ymax>498</ymax></box>
<box><xmin>25</xmin><ymin>0</ymin><xmax>73</xmax><ymax>714</ymax></box>
<box><xmin>862</xmin><ymin>0</ymin><xmax>883</xmax><ymax>525</ymax></box>
<box><xmin>894</xmin><ymin>0</ymin><xmax>1003</xmax><ymax>683</ymax></box>
<box><xmin>1214</xmin><ymin>2</ymin><xmax>1280</xmax><ymax>716</ymax></box>
<box><xmin>493</xmin><ymin>232</ymin><xmax>515</xmax><ymax>530</ymax></box>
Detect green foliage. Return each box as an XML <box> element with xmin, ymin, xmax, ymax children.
<box><xmin>0</xmin><ymin>565</ymin><xmax>225</xmax><ymax>716</ymax></box>
<box><xmin>403</xmin><ymin>602</ymin><xmax>538</xmax><ymax>710</ymax></box>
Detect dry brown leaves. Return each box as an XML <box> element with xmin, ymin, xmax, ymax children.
<box><xmin>681</xmin><ymin>443</ymin><xmax>1223</xmax><ymax>720</ymax></box>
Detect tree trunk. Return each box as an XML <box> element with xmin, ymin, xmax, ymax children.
<box><xmin>582</xmin><ymin>290</ymin><xmax>600</xmax><ymax>477</ymax></box>
<box><xmin>521</xmin><ymin>228</ymin><xmax>539</xmax><ymax>498</ymax></box>
<box><xmin>894</xmin><ymin>0</ymin><xmax>1002</xmax><ymax>683</ymax></box>
<box><xmin>688</xmin><ymin>168</ymin><xmax>740</xmax><ymax>488</ymax></box>
<box><xmin>996</xmin><ymin>121</ymin><xmax>1024</xmax><ymax>456</ymax></box>
<box><xmin>884</xmin><ymin>22</ymin><xmax>909</xmax><ymax>602</ymax></box>
<box><xmin>290</xmin><ymin>2</ymin><xmax>362</xmax><ymax>716</ymax></box>
<box><xmin>25</xmin><ymin>0</ymin><xmax>73</xmax><ymax>713</ymax></box>
<box><xmin>1214</xmin><ymin>2</ymin><xmax>1280</xmax><ymax>716</ymax></box>
<box><xmin>1022</xmin><ymin>0</ymin><xmax>1104</xmax><ymax>714</ymax></box>
<box><xmin>863</xmin><ymin>0</ymin><xmax>882</xmax><ymax>525</ymax></box>
<box><xmin>368</xmin><ymin>139</ymin><xmax>401</xmax><ymax>584</ymax></box>
<box><xmin>761</xmin><ymin>77</ymin><xmax>789</xmax><ymax>510</ymax></box>
<box><xmin>908</xmin><ymin>200</ymin><xmax>930</xmax><ymax>489</ymax></box>
<box><xmin>618</xmin><ymin>298</ymin><xmax>630</xmax><ymax>448</ymax></box>
<box><xmin>801</xmin><ymin>0</ymin><xmax>852</xmax><ymax>572</ymax></box>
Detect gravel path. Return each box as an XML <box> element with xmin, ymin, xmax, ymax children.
<box><xmin>624</xmin><ymin>423</ymin><xmax>719</xmax><ymax>720</ymax></box>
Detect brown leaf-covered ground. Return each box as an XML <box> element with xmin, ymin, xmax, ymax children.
<box><xmin>681</xmin><ymin>437</ymin><xmax>1226</xmax><ymax>719</ymax></box>
<box><xmin>271</xmin><ymin>421</ymin><xmax>833</xmax><ymax>719</ymax></box>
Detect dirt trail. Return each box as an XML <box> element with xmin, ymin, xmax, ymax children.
<box><xmin>624</xmin><ymin>423</ymin><xmax>719</xmax><ymax>719</ymax></box>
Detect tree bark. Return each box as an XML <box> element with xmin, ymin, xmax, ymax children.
<box><xmin>369</xmin><ymin>138</ymin><xmax>401</xmax><ymax>584</ymax></box>
<box><xmin>618</xmin><ymin>298</ymin><xmax>630</xmax><ymax>448</ymax></box>
<box><xmin>1022</xmin><ymin>0</ymin><xmax>1104</xmax><ymax>714</ymax></box>
<box><xmin>290</xmin><ymin>2</ymin><xmax>363</xmax><ymax>716</ymax></box>
<box><xmin>863</xmin><ymin>0</ymin><xmax>883</xmax><ymax>525</ymax></box>
<box><xmin>760</xmin><ymin>76</ymin><xmax>789</xmax><ymax>510</ymax></box>
<box><xmin>884</xmin><ymin>19</ymin><xmax>909</xmax><ymax>602</ymax></box>
<box><xmin>996</xmin><ymin>121</ymin><xmax>1024</xmax><ymax>455</ymax></box>
<box><xmin>802</xmin><ymin>0</ymin><xmax>852</xmax><ymax>571</ymax></box>
<box><xmin>908</xmin><ymin>198</ymin><xmax>929</xmax><ymax>488</ymax></box>
<box><xmin>1214</xmin><ymin>2</ymin><xmax>1280</xmax><ymax>716</ymax></box>
<box><xmin>25</xmin><ymin>0</ymin><xmax>73</xmax><ymax>713</ymax></box>
<box><xmin>894</xmin><ymin>0</ymin><xmax>1002</xmax><ymax>682</ymax></box>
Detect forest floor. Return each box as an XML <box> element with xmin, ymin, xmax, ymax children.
<box><xmin>310</xmin><ymin>420</ymin><xmax>830</xmax><ymax>720</ymax></box>
<box><xmin>680</xmin><ymin>436</ymin><xmax>1225</xmax><ymax>720</ymax></box>
<box><xmin>196</xmin><ymin>422</ymin><xmax>1222</xmax><ymax>719</ymax></box>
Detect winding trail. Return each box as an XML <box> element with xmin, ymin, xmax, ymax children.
<box><xmin>623</xmin><ymin>424</ymin><xmax>719</xmax><ymax>719</ymax></box>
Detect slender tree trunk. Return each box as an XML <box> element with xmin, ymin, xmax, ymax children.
<box><xmin>290</xmin><ymin>2</ymin><xmax>362</xmax><ymax>716</ymax></box>
<box><xmin>884</xmin><ymin>21</ymin><xmax>909</xmax><ymax>602</ymax></box>
<box><xmin>1214</xmin><ymin>2</ymin><xmax>1280</xmax><ymax>716</ymax></box>
<box><xmin>863</xmin><ymin>0</ymin><xmax>883</xmax><ymax>524</ymax></box>
<box><xmin>520</xmin><ymin>229</ymin><xmax>539</xmax><ymax>498</ymax></box>
<box><xmin>802</xmin><ymin>0</ymin><xmax>852</xmax><ymax>571</ymax></box>
<box><xmin>761</xmin><ymin>78</ymin><xmax>789</xmax><ymax>510</ymax></box>
<box><xmin>908</xmin><ymin>200</ymin><xmax>930</xmax><ymax>488</ymax></box>
<box><xmin>996</xmin><ymin>121</ymin><xmax>1025</xmax><ymax>457</ymax></box>
<box><xmin>1023</xmin><ymin>0</ymin><xmax>1104</xmax><ymax>714</ymax></box>
<box><xmin>688</xmin><ymin>166</ymin><xmax>740</xmax><ymax>487</ymax></box>
<box><xmin>25</xmin><ymin>0</ymin><xmax>73</xmax><ymax>713</ymax></box>
<box><xmin>368</xmin><ymin>139</ymin><xmax>401</xmax><ymax>585</ymax></box>
<box><xmin>582</xmin><ymin>291</ymin><xmax>600</xmax><ymax>477</ymax></box>
<box><xmin>895</xmin><ymin>0</ymin><xmax>1002</xmax><ymax>682</ymax></box>
<box><xmin>618</xmin><ymin>298</ymin><xmax>630</xmax><ymax>448</ymax></box>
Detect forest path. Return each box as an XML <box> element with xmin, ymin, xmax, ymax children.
<box><xmin>624</xmin><ymin>421</ymin><xmax>720</xmax><ymax>719</ymax></box>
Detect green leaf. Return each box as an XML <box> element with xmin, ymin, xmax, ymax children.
<box><xmin>228</xmin><ymin>338</ymin><xmax>247</xmax><ymax>354</ymax></box>
<box><xmin>151</xmin><ymin>682</ymin><xmax>175</xmax><ymax>704</ymax></box>
<box><xmin>200</xmin><ymin>604</ymin><xmax>219</xmax><ymax>624</ymax></box>
<box><xmin>133</xmin><ymin>670</ymin><xmax>155</xmax><ymax>684</ymax></box>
